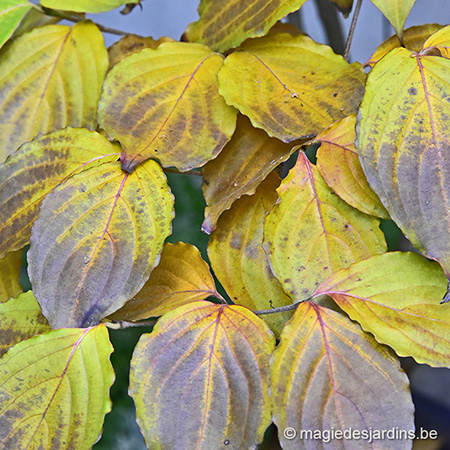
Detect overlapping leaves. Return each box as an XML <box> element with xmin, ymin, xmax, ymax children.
<box><xmin>0</xmin><ymin>0</ymin><xmax>32</xmax><ymax>49</ymax></box>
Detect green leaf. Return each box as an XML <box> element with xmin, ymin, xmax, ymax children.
<box><xmin>185</xmin><ymin>0</ymin><xmax>307</xmax><ymax>52</ymax></box>
<box><xmin>0</xmin><ymin>250</ymin><xmax>23</xmax><ymax>302</ymax></box>
<box><xmin>0</xmin><ymin>0</ymin><xmax>32</xmax><ymax>50</ymax></box>
<box><xmin>0</xmin><ymin>291</ymin><xmax>50</xmax><ymax>357</ymax></box>
<box><xmin>370</xmin><ymin>0</ymin><xmax>416</xmax><ymax>39</ymax></box>
<box><xmin>109</xmin><ymin>242</ymin><xmax>221</xmax><ymax>321</ymax></box>
<box><xmin>40</xmin><ymin>0</ymin><xmax>139</xmax><ymax>13</ymax></box>
<box><xmin>272</xmin><ymin>301</ymin><xmax>414</xmax><ymax>449</ymax></box>
<box><xmin>208</xmin><ymin>173</ymin><xmax>294</xmax><ymax>335</ymax></box>
<box><xmin>0</xmin><ymin>128</ymin><xmax>120</xmax><ymax>258</ymax></box>
<box><xmin>357</xmin><ymin>45</ymin><xmax>450</xmax><ymax>285</ymax></box>
<box><xmin>218</xmin><ymin>32</ymin><xmax>366</xmax><ymax>142</ymax></box>
<box><xmin>0</xmin><ymin>325</ymin><xmax>114</xmax><ymax>449</ymax></box>
<box><xmin>263</xmin><ymin>152</ymin><xmax>386</xmax><ymax>301</ymax></box>
<box><xmin>0</xmin><ymin>21</ymin><xmax>108</xmax><ymax>162</ymax></box>
<box><xmin>98</xmin><ymin>42</ymin><xmax>237</xmax><ymax>173</ymax></box>
<box><xmin>315</xmin><ymin>252</ymin><xmax>450</xmax><ymax>367</ymax></box>
<box><xmin>28</xmin><ymin>160</ymin><xmax>174</xmax><ymax>328</ymax></box>
<box><xmin>130</xmin><ymin>301</ymin><xmax>274</xmax><ymax>449</ymax></box>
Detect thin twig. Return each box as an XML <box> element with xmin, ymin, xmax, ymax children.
<box><xmin>164</xmin><ymin>167</ymin><xmax>202</xmax><ymax>177</ymax></box>
<box><xmin>344</xmin><ymin>0</ymin><xmax>363</xmax><ymax>61</ymax></box>
<box><xmin>253</xmin><ymin>298</ymin><xmax>312</xmax><ymax>315</ymax></box>
<box><xmin>104</xmin><ymin>319</ymin><xmax>157</xmax><ymax>329</ymax></box>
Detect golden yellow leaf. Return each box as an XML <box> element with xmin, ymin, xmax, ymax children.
<box><xmin>109</xmin><ymin>242</ymin><xmax>220</xmax><ymax>321</ymax></box>
<box><xmin>28</xmin><ymin>160</ymin><xmax>174</xmax><ymax>328</ymax></box>
<box><xmin>0</xmin><ymin>21</ymin><xmax>108</xmax><ymax>162</ymax></box>
<box><xmin>130</xmin><ymin>301</ymin><xmax>274</xmax><ymax>449</ymax></box>
<box><xmin>370</xmin><ymin>0</ymin><xmax>416</xmax><ymax>39</ymax></box>
<box><xmin>99</xmin><ymin>41</ymin><xmax>237</xmax><ymax>173</ymax></box>
<box><xmin>263</xmin><ymin>152</ymin><xmax>386</xmax><ymax>301</ymax></box>
<box><xmin>0</xmin><ymin>250</ymin><xmax>22</xmax><ymax>302</ymax></box>
<box><xmin>218</xmin><ymin>33</ymin><xmax>366</xmax><ymax>142</ymax></box>
<box><xmin>316</xmin><ymin>115</ymin><xmax>388</xmax><ymax>218</ymax></box>
<box><xmin>272</xmin><ymin>302</ymin><xmax>414</xmax><ymax>449</ymax></box>
<box><xmin>202</xmin><ymin>114</ymin><xmax>296</xmax><ymax>234</ymax></box>
<box><xmin>422</xmin><ymin>24</ymin><xmax>450</xmax><ymax>58</ymax></box>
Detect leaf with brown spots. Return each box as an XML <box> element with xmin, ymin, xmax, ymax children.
<box><xmin>208</xmin><ymin>173</ymin><xmax>294</xmax><ymax>335</ymax></box>
<box><xmin>316</xmin><ymin>115</ymin><xmax>389</xmax><ymax>218</ymax></box>
<box><xmin>0</xmin><ymin>0</ymin><xmax>32</xmax><ymax>50</ymax></box>
<box><xmin>0</xmin><ymin>325</ymin><xmax>114</xmax><ymax>450</ymax></box>
<box><xmin>0</xmin><ymin>291</ymin><xmax>50</xmax><ymax>357</ymax></box>
<box><xmin>40</xmin><ymin>0</ymin><xmax>139</xmax><ymax>13</ymax></box>
<box><xmin>109</xmin><ymin>242</ymin><xmax>221</xmax><ymax>321</ymax></box>
<box><xmin>357</xmin><ymin>44</ymin><xmax>450</xmax><ymax>298</ymax></box>
<box><xmin>263</xmin><ymin>152</ymin><xmax>386</xmax><ymax>301</ymax></box>
<box><xmin>0</xmin><ymin>21</ymin><xmax>108</xmax><ymax>162</ymax></box>
<box><xmin>98</xmin><ymin>41</ymin><xmax>237</xmax><ymax>173</ymax></box>
<box><xmin>218</xmin><ymin>32</ymin><xmax>366</xmax><ymax>142</ymax></box>
<box><xmin>272</xmin><ymin>301</ymin><xmax>414</xmax><ymax>449</ymax></box>
<box><xmin>130</xmin><ymin>301</ymin><xmax>274</xmax><ymax>449</ymax></box>
<box><xmin>370</xmin><ymin>0</ymin><xmax>416</xmax><ymax>40</ymax></box>
<box><xmin>28</xmin><ymin>159</ymin><xmax>174</xmax><ymax>328</ymax></box>
<box><xmin>0</xmin><ymin>250</ymin><xmax>22</xmax><ymax>302</ymax></box>
<box><xmin>202</xmin><ymin>114</ymin><xmax>296</xmax><ymax>234</ymax></box>
<box><xmin>0</xmin><ymin>128</ymin><xmax>120</xmax><ymax>259</ymax></box>
<box><xmin>314</xmin><ymin>252</ymin><xmax>450</xmax><ymax>367</ymax></box>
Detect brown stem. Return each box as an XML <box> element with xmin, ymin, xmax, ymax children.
<box><xmin>253</xmin><ymin>298</ymin><xmax>312</xmax><ymax>315</ymax></box>
<box><xmin>344</xmin><ymin>0</ymin><xmax>363</xmax><ymax>61</ymax></box>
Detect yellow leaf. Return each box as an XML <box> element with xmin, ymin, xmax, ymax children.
<box><xmin>316</xmin><ymin>115</ymin><xmax>389</xmax><ymax>218</ymax></box>
<box><xmin>202</xmin><ymin>114</ymin><xmax>296</xmax><ymax>234</ymax></box>
<box><xmin>99</xmin><ymin>41</ymin><xmax>237</xmax><ymax>173</ymax></box>
<box><xmin>218</xmin><ymin>33</ymin><xmax>366</xmax><ymax>142</ymax></box>
<box><xmin>12</xmin><ymin>6</ymin><xmax>60</xmax><ymax>38</ymax></box>
<box><xmin>272</xmin><ymin>302</ymin><xmax>414</xmax><ymax>449</ymax></box>
<box><xmin>329</xmin><ymin>0</ymin><xmax>353</xmax><ymax>17</ymax></box>
<box><xmin>109</xmin><ymin>242</ymin><xmax>220</xmax><ymax>321</ymax></box>
<box><xmin>40</xmin><ymin>0</ymin><xmax>138</xmax><ymax>13</ymax></box>
<box><xmin>263</xmin><ymin>153</ymin><xmax>386</xmax><ymax>301</ymax></box>
<box><xmin>315</xmin><ymin>252</ymin><xmax>450</xmax><ymax>367</ymax></box>
<box><xmin>0</xmin><ymin>21</ymin><xmax>108</xmax><ymax>162</ymax></box>
<box><xmin>422</xmin><ymin>24</ymin><xmax>450</xmax><ymax>58</ymax></box>
<box><xmin>370</xmin><ymin>0</ymin><xmax>416</xmax><ymax>39</ymax></box>
<box><xmin>0</xmin><ymin>325</ymin><xmax>114</xmax><ymax>449</ymax></box>
<box><xmin>0</xmin><ymin>128</ymin><xmax>120</xmax><ymax>258</ymax></box>
<box><xmin>0</xmin><ymin>0</ymin><xmax>32</xmax><ymax>50</ymax></box>
<box><xmin>357</xmin><ymin>47</ymin><xmax>450</xmax><ymax>284</ymax></box>
<box><xmin>208</xmin><ymin>173</ymin><xmax>294</xmax><ymax>335</ymax></box>
<box><xmin>0</xmin><ymin>250</ymin><xmax>22</xmax><ymax>302</ymax></box>
<box><xmin>28</xmin><ymin>160</ymin><xmax>174</xmax><ymax>328</ymax></box>
<box><xmin>130</xmin><ymin>301</ymin><xmax>274</xmax><ymax>449</ymax></box>
<box><xmin>0</xmin><ymin>291</ymin><xmax>50</xmax><ymax>357</ymax></box>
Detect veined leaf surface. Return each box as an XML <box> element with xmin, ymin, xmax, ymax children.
<box><xmin>316</xmin><ymin>115</ymin><xmax>388</xmax><ymax>218</ymax></box>
<box><xmin>357</xmin><ymin>46</ymin><xmax>450</xmax><ymax>285</ymax></box>
<box><xmin>0</xmin><ymin>0</ymin><xmax>32</xmax><ymax>50</ymax></box>
<box><xmin>0</xmin><ymin>21</ymin><xmax>108</xmax><ymax>162</ymax></box>
<box><xmin>130</xmin><ymin>301</ymin><xmax>274</xmax><ymax>450</ymax></box>
<box><xmin>28</xmin><ymin>160</ymin><xmax>174</xmax><ymax>329</ymax></box>
<box><xmin>109</xmin><ymin>242</ymin><xmax>221</xmax><ymax>321</ymax></box>
<box><xmin>99</xmin><ymin>42</ymin><xmax>237</xmax><ymax>173</ymax></box>
<box><xmin>272</xmin><ymin>302</ymin><xmax>414</xmax><ymax>449</ymax></box>
<box><xmin>0</xmin><ymin>325</ymin><xmax>114</xmax><ymax>450</ymax></box>
<box><xmin>370</xmin><ymin>0</ymin><xmax>415</xmax><ymax>39</ymax></box>
<box><xmin>218</xmin><ymin>32</ymin><xmax>366</xmax><ymax>142</ymax></box>
<box><xmin>202</xmin><ymin>114</ymin><xmax>295</xmax><ymax>234</ymax></box>
<box><xmin>40</xmin><ymin>0</ymin><xmax>138</xmax><ymax>13</ymax></box>
<box><xmin>0</xmin><ymin>291</ymin><xmax>50</xmax><ymax>357</ymax></box>
<box><xmin>263</xmin><ymin>153</ymin><xmax>386</xmax><ymax>301</ymax></box>
<box><xmin>208</xmin><ymin>173</ymin><xmax>294</xmax><ymax>335</ymax></box>
<box><xmin>315</xmin><ymin>252</ymin><xmax>450</xmax><ymax>367</ymax></box>
<box><xmin>0</xmin><ymin>128</ymin><xmax>120</xmax><ymax>258</ymax></box>
<box><xmin>0</xmin><ymin>250</ymin><xmax>22</xmax><ymax>302</ymax></box>
<box><xmin>423</xmin><ymin>25</ymin><xmax>450</xmax><ymax>58</ymax></box>
<box><xmin>185</xmin><ymin>0</ymin><xmax>307</xmax><ymax>52</ymax></box>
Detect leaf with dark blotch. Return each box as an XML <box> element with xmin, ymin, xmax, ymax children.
<box><xmin>202</xmin><ymin>115</ymin><xmax>296</xmax><ymax>234</ymax></box>
<box><xmin>218</xmin><ymin>33</ymin><xmax>366</xmax><ymax>142</ymax></box>
<box><xmin>272</xmin><ymin>301</ymin><xmax>414</xmax><ymax>449</ymax></box>
<box><xmin>0</xmin><ymin>325</ymin><xmax>114</xmax><ymax>449</ymax></box>
<box><xmin>130</xmin><ymin>301</ymin><xmax>274</xmax><ymax>450</ymax></box>
<box><xmin>28</xmin><ymin>160</ymin><xmax>174</xmax><ymax>329</ymax></box>
<box><xmin>98</xmin><ymin>42</ymin><xmax>237</xmax><ymax>173</ymax></box>
<box><xmin>208</xmin><ymin>173</ymin><xmax>294</xmax><ymax>335</ymax></box>
<box><xmin>357</xmin><ymin>46</ymin><xmax>450</xmax><ymax>288</ymax></box>
<box><xmin>0</xmin><ymin>250</ymin><xmax>22</xmax><ymax>302</ymax></box>
<box><xmin>329</xmin><ymin>0</ymin><xmax>353</xmax><ymax>17</ymax></box>
<box><xmin>185</xmin><ymin>0</ymin><xmax>307</xmax><ymax>53</ymax></box>
<box><xmin>370</xmin><ymin>0</ymin><xmax>415</xmax><ymax>39</ymax></box>
<box><xmin>263</xmin><ymin>152</ymin><xmax>386</xmax><ymax>302</ymax></box>
<box><xmin>0</xmin><ymin>21</ymin><xmax>108</xmax><ymax>162</ymax></box>
<box><xmin>40</xmin><ymin>0</ymin><xmax>139</xmax><ymax>13</ymax></box>
<box><xmin>0</xmin><ymin>128</ymin><xmax>121</xmax><ymax>259</ymax></box>
<box><xmin>0</xmin><ymin>0</ymin><xmax>32</xmax><ymax>50</ymax></box>
<box><xmin>0</xmin><ymin>291</ymin><xmax>50</xmax><ymax>357</ymax></box>
<box><xmin>315</xmin><ymin>252</ymin><xmax>450</xmax><ymax>367</ymax></box>
<box><xmin>422</xmin><ymin>25</ymin><xmax>450</xmax><ymax>58</ymax></box>
<box><xmin>109</xmin><ymin>242</ymin><xmax>221</xmax><ymax>321</ymax></box>
<box><xmin>316</xmin><ymin>115</ymin><xmax>389</xmax><ymax>218</ymax></box>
